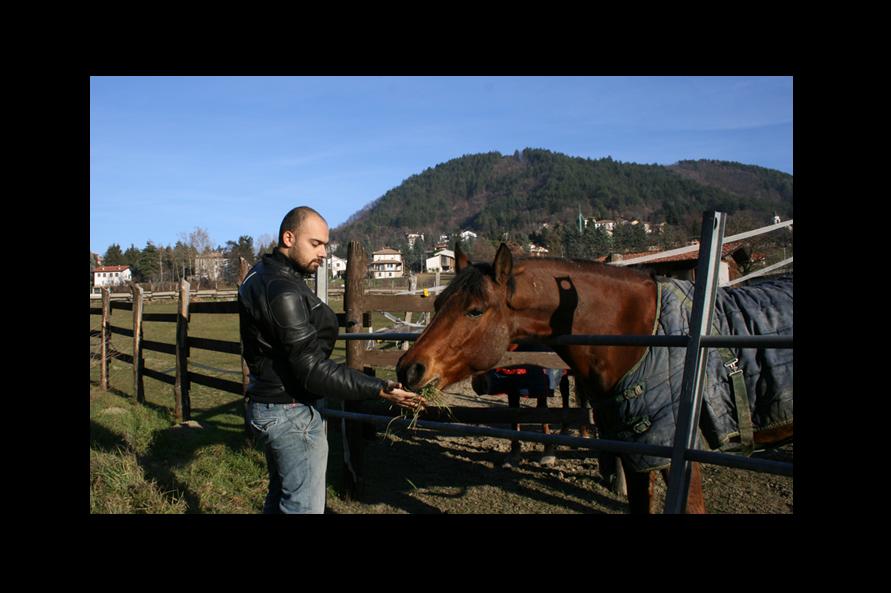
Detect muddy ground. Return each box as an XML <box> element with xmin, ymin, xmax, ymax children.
<box><xmin>323</xmin><ymin>377</ymin><xmax>793</xmax><ymax>514</ymax></box>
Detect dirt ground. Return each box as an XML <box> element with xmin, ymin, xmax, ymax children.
<box><xmin>324</xmin><ymin>377</ymin><xmax>793</xmax><ymax>514</ymax></box>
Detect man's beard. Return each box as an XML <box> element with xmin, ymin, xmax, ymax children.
<box><xmin>294</xmin><ymin>256</ymin><xmax>322</xmax><ymax>276</ymax></box>
<box><xmin>284</xmin><ymin>244</ymin><xmax>323</xmax><ymax>275</ymax></box>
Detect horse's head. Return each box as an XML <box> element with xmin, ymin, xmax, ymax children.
<box><xmin>397</xmin><ymin>242</ymin><xmax>517</xmax><ymax>391</ymax></box>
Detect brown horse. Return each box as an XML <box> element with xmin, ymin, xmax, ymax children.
<box><xmin>397</xmin><ymin>243</ymin><xmax>792</xmax><ymax>514</ymax></box>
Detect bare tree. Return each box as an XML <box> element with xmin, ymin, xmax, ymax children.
<box><xmin>189</xmin><ymin>227</ymin><xmax>213</xmax><ymax>255</ymax></box>
<box><xmin>255</xmin><ymin>233</ymin><xmax>276</xmax><ymax>256</ymax></box>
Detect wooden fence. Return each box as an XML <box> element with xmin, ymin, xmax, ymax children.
<box><xmin>90</xmin><ymin>259</ymin><xmax>252</xmax><ymax>423</ymax></box>
<box><xmin>90</xmin><ymin>288</ymin><xmax>239</xmax><ymax>302</ymax></box>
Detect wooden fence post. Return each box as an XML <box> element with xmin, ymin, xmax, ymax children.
<box><xmin>131</xmin><ymin>283</ymin><xmax>145</xmax><ymax>403</ymax></box>
<box><xmin>100</xmin><ymin>288</ymin><xmax>110</xmax><ymax>391</ymax></box>
<box><xmin>342</xmin><ymin>240</ymin><xmax>368</xmax><ymax>501</ymax></box>
<box><xmin>174</xmin><ymin>279</ymin><xmax>191</xmax><ymax>423</ymax></box>
<box><xmin>238</xmin><ymin>257</ymin><xmax>252</xmax><ymax>444</ymax></box>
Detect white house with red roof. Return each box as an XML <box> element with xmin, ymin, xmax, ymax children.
<box><xmin>93</xmin><ymin>265</ymin><xmax>132</xmax><ymax>288</ymax></box>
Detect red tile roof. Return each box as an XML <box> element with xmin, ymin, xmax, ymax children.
<box><xmin>94</xmin><ymin>265</ymin><xmax>130</xmax><ymax>273</ymax></box>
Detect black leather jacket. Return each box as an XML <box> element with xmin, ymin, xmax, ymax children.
<box><xmin>238</xmin><ymin>250</ymin><xmax>385</xmax><ymax>404</ymax></box>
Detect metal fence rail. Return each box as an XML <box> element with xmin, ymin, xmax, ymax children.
<box><xmin>340</xmin><ymin>332</ymin><xmax>793</xmax><ymax>349</ymax></box>
<box><xmin>318</xmin><ymin>408</ymin><xmax>793</xmax><ymax>477</ymax></box>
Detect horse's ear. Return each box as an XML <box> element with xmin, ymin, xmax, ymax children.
<box><xmin>455</xmin><ymin>242</ymin><xmax>471</xmax><ymax>273</ymax></box>
<box><xmin>493</xmin><ymin>243</ymin><xmax>513</xmax><ymax>285</ymax></box>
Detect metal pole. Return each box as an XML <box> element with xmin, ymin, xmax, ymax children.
<box><xmin>316</xmin><ymin>256</ymin><xmax>328</xmax><ymax>304</ymax></box>
<box><xmin>663</xmin><ymin>211</ymin><xmax>727</xmax><ymax>514</ymax></box>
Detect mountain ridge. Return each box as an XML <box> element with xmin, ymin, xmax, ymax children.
<box><xmin>331</xmin><ymin>148</ymin><xmax>792</xmax><ymax>253</ymax></box>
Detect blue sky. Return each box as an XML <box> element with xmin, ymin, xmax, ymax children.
<box><xmin>89</xmin><ymin>76</ymin><xmax>793</xmax><ymax>255</ymax></box>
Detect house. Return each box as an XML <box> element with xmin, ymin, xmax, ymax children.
<box><xmin>93</xmin><ymin>265</ymin><xmax>132</xmax><ymax>288</ymax></box>
<box><xmin>195</xmin><ymin>252</ymin><xmax>229</xmax><ymax>281</ymax></box>
<box><xmin>368</xmin><ymin>248</ymin><xmax>404</xmax><ymax>279</ymax></box>
<box><xmin>642</xmin><ymin>222</ymin><xmax>666</xmax><ymax>234</ymax></box>
<box><xmin>425</xmin><ymin>249</ymin><xmax>455</xmax><ymax>273</ymax></box>
<box><xmin>406</xmin><ymin>233</ymin><xmax>425</xmax><ymax>249</ymax></box>
<box><xmin>459</xmin><ymin>230</ymin><xmax>478</xmax><ymax>241</ymax></box>
<box><xmin>528</xmin><ymin>243</ymin><xmax>550</xmax><ymax>257</ymax></box>
<box><xmin>329</xmin><ymin>254</ymin><xmax>347</xmax><ymax>278</ymax></box>
<box><xmin>592</xmin><ymin>219</ymin><xmax>617</xmax><ymax>235</ymax></box>
<box><xmin>599</xmin><ymin>241</ymin><xmax>761</xmax><ymax>286</ymax></box>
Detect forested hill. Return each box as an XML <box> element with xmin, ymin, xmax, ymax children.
<box><xmin>330</xmin><ymin>148</ymin><xmax>793</xmax><ymax>253</ymax></box>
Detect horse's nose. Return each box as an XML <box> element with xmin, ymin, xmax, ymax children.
<box><xmin>399</xmin><ymin>362</ymin><xmax>426</xmax><ymax>391</ymax></box>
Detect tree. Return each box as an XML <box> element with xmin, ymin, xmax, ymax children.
<box><xmin>138</xmin><ymin>242</ymin><xmax>160</xmax><ymax>283</ymax></box>
<box><xmin>189</xmin><ymin>227</ymin><xmax>213</xmax><ymax>255</ymax></box>
<box><xmin>104</xmin><ymin>243</ymin><xmax>125</xmax><ymax>265</ymax></box>
<box><xmin>255</xmin><ymin>233</ymin><xmax>277</xmax><ymax>257</ymax></box>
<box><xmin>160</xmin><ymin>245</ymin><xmax>176</xmax><ymax>284</ymax></box>
<box><xmin>562</xmin><ymin>224</ymin><xmax>611</xmax><ymax>260</ymax></box>
<box><xmin>584</xmin><ymin>226</ymin><xmax>613</xmax><ymax>258</ymax></box>
<box><xmin>173</xmin><ymin>240</ymin><xmax>192</xmax><ymax>281</ymax></box>
<box><xmin>468</xmin><ymin>238</ymin><xmax>497</xmax><ymax>263</ymax></box>
<box><xmin>613</xmin><ymin>223</ymin><xmax>648</xmax><ymax>253</ymax></box>
<box><xmin>123</xmin><ymin>244</ymin><xmax>142</xmax><ymax>280</ymax></box>
<box><xmin>658</xmin><ymin>224</ymin><xmax>689</xmax><ymax>250</ymax></box>
<box><xmin>224</xmin><ymin>235</ymin><xmax>255</xmax><ymax>282</ymax></box>
<box><xmin>408</xmin><ymin>237</ymin><xmax>427</xmax><ymax>273</ymax></box>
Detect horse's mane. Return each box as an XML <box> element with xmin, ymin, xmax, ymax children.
<box><xmin>434</xmin><ymin>263</ymin><xmax>494</xmax><ymax>310</ymax></box>
<box><xmin>434</xmin><ymin>256</ymin><xmax>653</xmax><ymax>311</ymax></box>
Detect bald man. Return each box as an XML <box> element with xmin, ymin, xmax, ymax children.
<box><xmin>239</xmin><ymin>206</ymin><xmax>424</xmax><ymax>513</ymax></box>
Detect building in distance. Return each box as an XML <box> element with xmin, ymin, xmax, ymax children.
<box><xmin>369</xmin><ymin>248</ymin><xmax>404</xmax><ymax>279</ymax></box>
<box><xmin>425</xmin><ymin>249</ymin><xmax>455</xmax><ymax>273</ymax></box>
<box><xmin>93</xmin><ymin>265</ymin><xmax>132</xmax><ymax>289</ymax></box>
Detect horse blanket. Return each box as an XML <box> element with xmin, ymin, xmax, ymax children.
<box><xmin>600</xmin><ymin>276</ymin><xmax>793</xmax><ymax>473</ymax></box>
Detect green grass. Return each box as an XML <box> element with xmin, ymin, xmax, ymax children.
<box><xmin>89</xmin><ymin>296</ymin><xmax>412</xmax><ymax>513</ymax></box>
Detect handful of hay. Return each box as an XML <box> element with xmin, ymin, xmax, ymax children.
<box><xmin>385</xmin><ymin>382</ymin><xmax>454</xmax><ymax>436</ymax></box>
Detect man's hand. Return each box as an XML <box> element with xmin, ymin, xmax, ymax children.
<box><xmin>379</xmin><ymin>384</ymin><xmax>426</xmax><ymax>411</ymax></box>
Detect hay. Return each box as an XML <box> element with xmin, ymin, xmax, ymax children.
<box><xmin>384</xmin><ymin>382</ymin><xmax>454</xmax><ymax>437</ymax></box>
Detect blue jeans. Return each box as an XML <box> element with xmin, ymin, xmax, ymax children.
<box><xmin>247</xmin><ymin>401</ymin><xmax>328</xmax><ymax>514</ymax></box>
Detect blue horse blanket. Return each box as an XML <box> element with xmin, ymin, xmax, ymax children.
<box><xmin>600</xmin><ymin>276</ymin><xmax>794</xmax><ymax>473</ymax></box>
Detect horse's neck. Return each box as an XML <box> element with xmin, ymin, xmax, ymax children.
<box><xmin>510</xmin><ymin>259</ymin><xmax>657</xmax><ymax>393</ymax></box>
<box><xmin>510</xmin><ymin>259</ymin><xmax>656</xmax><ymax>338</ymax></box>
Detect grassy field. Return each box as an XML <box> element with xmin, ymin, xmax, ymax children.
<box><xmin>89</xmin><ymin>295</ymin><xmax>406</xmax><ymax>514</ymax></box>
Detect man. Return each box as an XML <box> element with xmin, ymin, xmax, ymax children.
<box><xmin>239</xmin><ymin>206</ymin><xmax>424</xmax><ymax>513</ymax></box>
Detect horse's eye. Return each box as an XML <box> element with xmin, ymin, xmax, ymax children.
<box><xmin>466</xmin><ymin>308</ymin><xmax>485</xmax><ymax>319</ymax></box>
